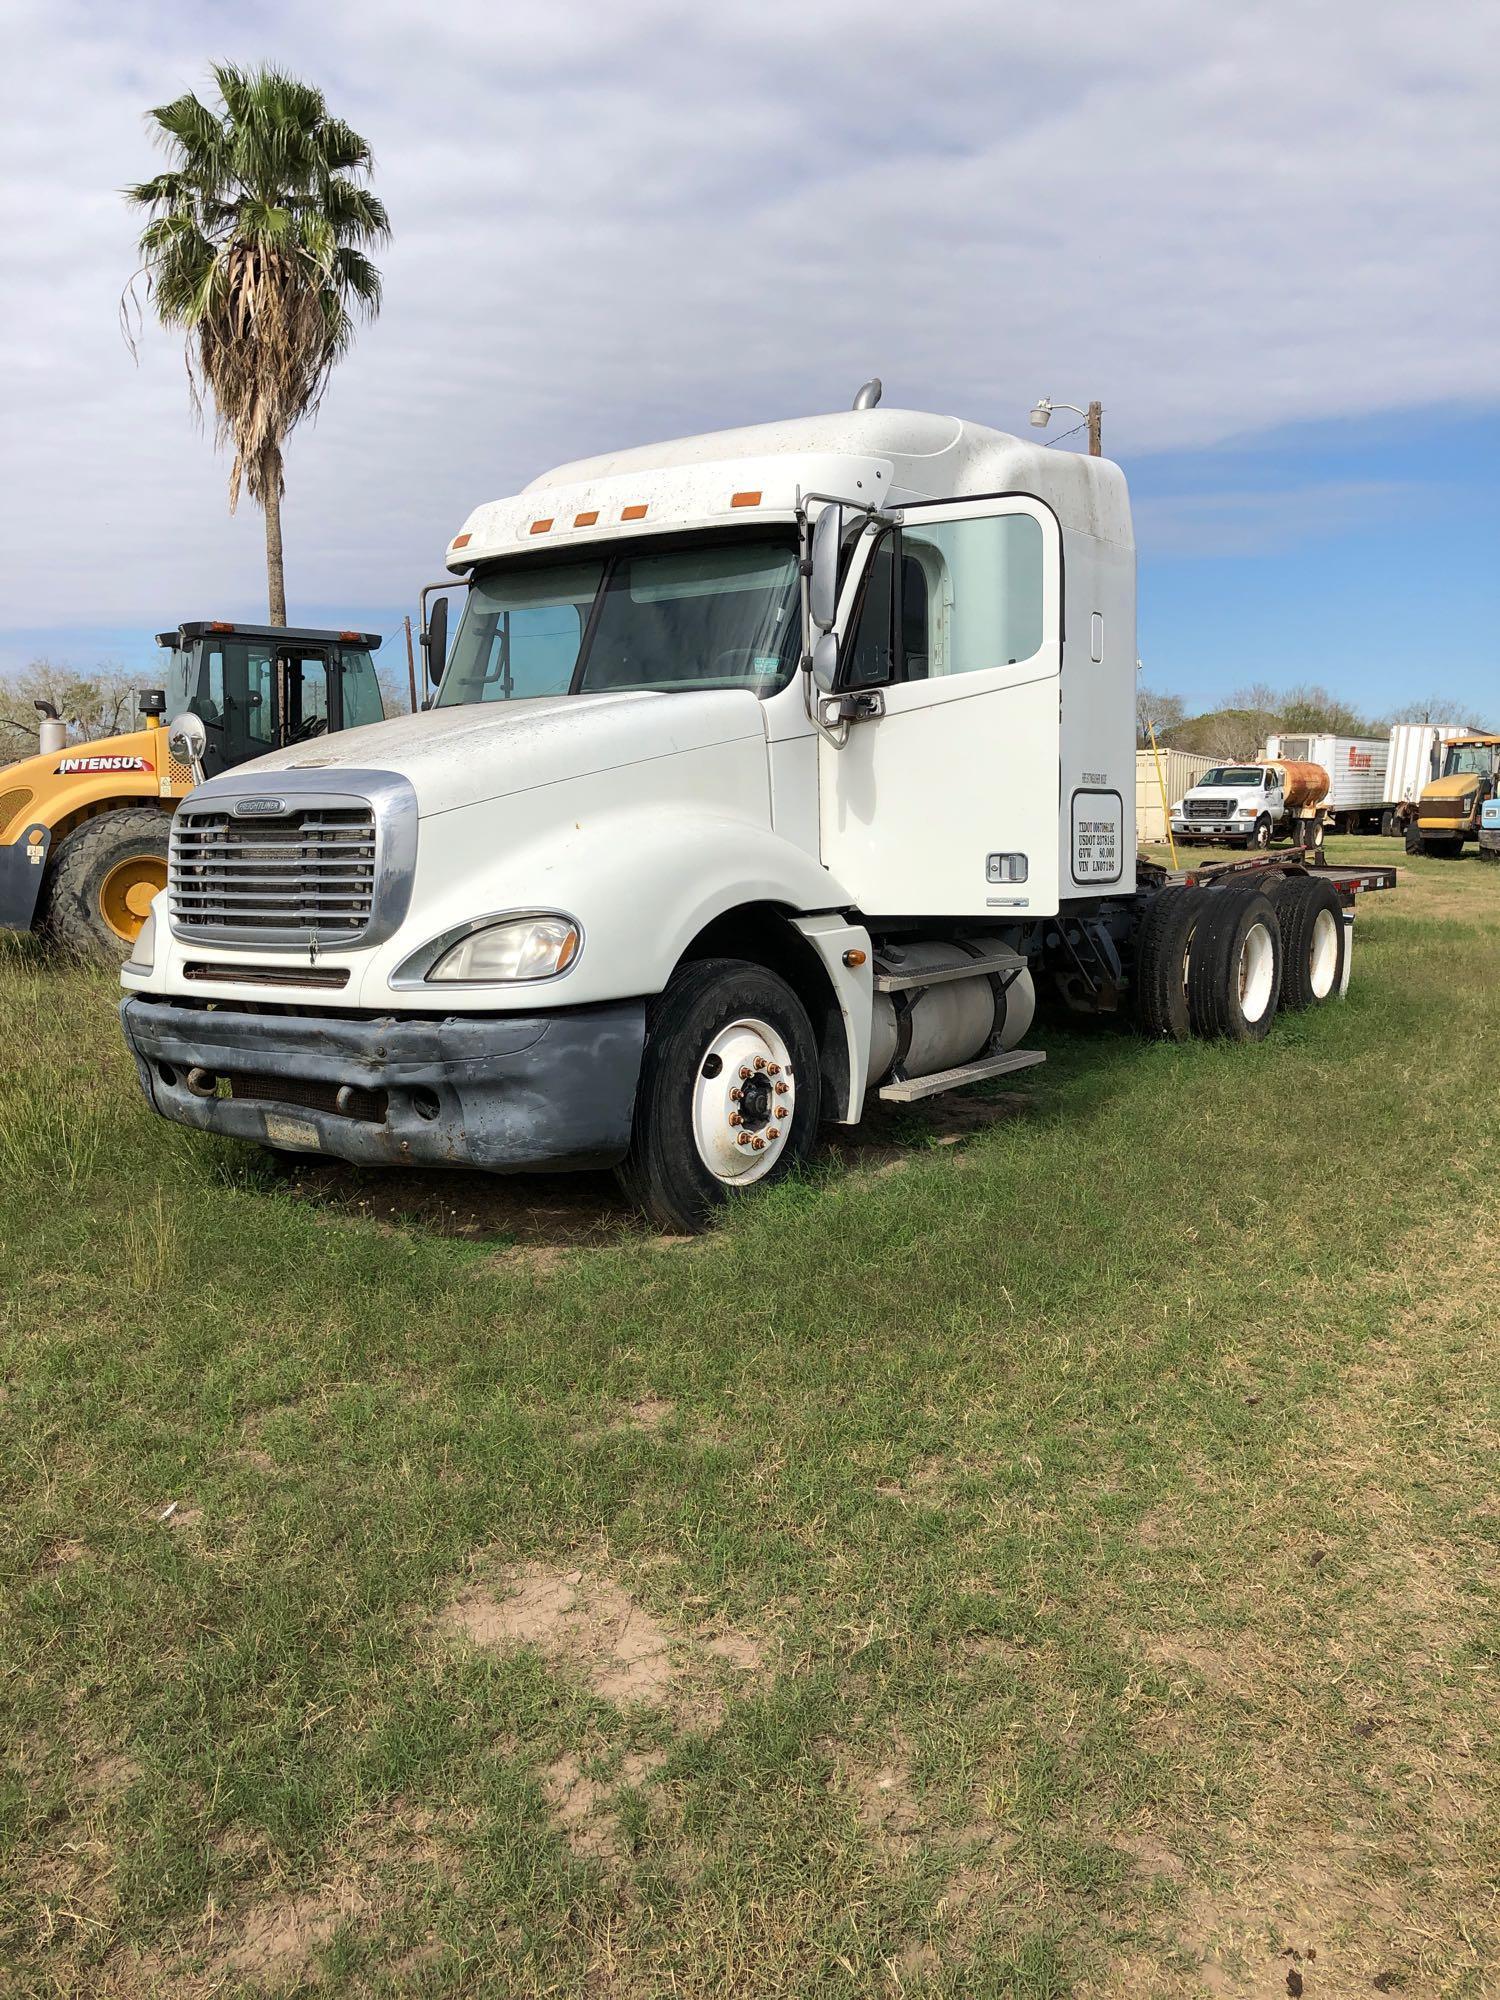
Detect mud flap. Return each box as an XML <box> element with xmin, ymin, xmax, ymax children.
<box><xmin>0</xmin><ymin>824</ymin><xmax>51</xmax><ymax>934</ymax></box>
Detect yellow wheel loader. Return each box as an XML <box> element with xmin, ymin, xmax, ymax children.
<box><xmin>1404</xmin><ymin>734</ymin><xmax>1500</xmax><ymax>858</ymax></box>
<box><xmin>0</xmin><ymin>622</ymin><xmax>387</xmax><ymax>961</ymax></box>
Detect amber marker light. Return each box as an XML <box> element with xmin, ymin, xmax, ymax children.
<box><xmin>529</xmin><ymin>518</ymin><xmax>554</xmax><ymax>535</ymax></box>
<box><xmin>573</xmin><ymin>510</ymin><xmax>599</xmax><ymax>527</ymax></box>
<box><xmin>731</xmin><ymin>490</ymin><xmax>762</xmax><ymax>508</ymax></box>
<box><xmin>621</xmin><ymin>503</ymin><xmax>649</xmax><ymax>520</ymax></box>
<box><xmin>451</xmin><ymin>532</ymin><xmax>472</xmax><ymax>549</ymax></box>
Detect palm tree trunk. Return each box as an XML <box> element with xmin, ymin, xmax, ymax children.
<box><xmin>262</xmin><ymin>447</ymin><xmax>287</xmax><ymax>626</ymax></box>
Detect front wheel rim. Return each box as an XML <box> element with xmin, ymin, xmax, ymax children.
<box><xmin>691</xmin><ymin>1016</ymin><xmax>796</xmax><ymax>1185</ymax></box>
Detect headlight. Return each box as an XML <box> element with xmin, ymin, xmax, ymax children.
<box><xmin>422</xmin><ymin>913</ymin><xmax>582</xmax><ymax>984</ymax></box>
<box><xmin>1461</xmin><ymin>791</ymin><xmax>1477</xmax><ymax>812</ymax></box>
<box><xmin>1235</xmin><ymin>805</ymin><xmax>1255</xmax><ymax>817</ymax></box>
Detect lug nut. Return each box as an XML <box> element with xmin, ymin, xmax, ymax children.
<box><xmin>739</xmin><ymin>1066</ymin><xmax>751</xmax><ymax>1080</ymax></box>
<box><xmin>774</xmin><ymin>1080</ymin><xmax>789</xmax><ymax>1094</ymax></box>
<box><xmin>736</xmin><ymin>1133</ymin><xmax>752</xmax><ymax>1146</ymax></box>
<box><xmin>728</xmin><ymin>1112</ymin><xmax>742</xmax><ymax>1127</ymax></box>
<box><xmin>765</xmin><ymin>1126</ymin><xmax>779</xmax><ymax>1140</ymax></box>
<box><xmin>729</xmin><ymin>1087</ymin><xmax>742</xmax><ymax>1102</ymax></box>
<box><xmin>766</xmin><ymin>1063</ymin><xmax>780</xmax><ymax>1075</ymax></box>
<box><xmin>751</xmin><ymin>1136</ymin><xmax>765</xmax><ymax>1150</ymax></box>
<box><xmin>775</xmin><ymin>1106</ymin><xmax>788</xmax><ymax>1118</ymax></box>
<box><xmin>754</xmin><ymin>1057</ymin><xmax>767</xmax><ymax>1070</ymax></box>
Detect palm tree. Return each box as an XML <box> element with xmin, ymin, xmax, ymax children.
<box><xmin>126</xmin><ymin>65</ymin><xmax>388</xmax><ymax>625</ymax></box>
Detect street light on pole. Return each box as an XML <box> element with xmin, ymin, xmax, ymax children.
<box><xmin>1029</xmin><ymin>397</ymin><xmax>1104</xmax><ymax>456</ymax></box>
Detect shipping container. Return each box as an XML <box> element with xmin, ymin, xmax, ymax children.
<box><xmin>1135</xmin><ymin>747</ymin><xmax>1227</xmax><ymax>843</ymax></box>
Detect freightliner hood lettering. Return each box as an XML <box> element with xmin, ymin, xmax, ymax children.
<box><xmin>240</xmin><ymin>688</ymin><xmax>768</xmax><ymax>819</ymax></box>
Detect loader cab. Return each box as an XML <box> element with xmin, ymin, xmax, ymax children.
<box><xmin>156</xmin><ymin>622</ymin><xmax>385</xmax><ymax>778</ymax></box>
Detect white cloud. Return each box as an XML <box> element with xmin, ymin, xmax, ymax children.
<box><xmin>1</xmin><ymin>0</ymin><xmax>1496</xmax><ymax>631</ymax></box>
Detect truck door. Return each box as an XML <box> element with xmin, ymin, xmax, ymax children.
<box><xmin>818</xmin><ymin>495</ymin><xmax>1062</xmax><ymax>917</ymax></box>
<box><xmin>275</xmin><ymin>648</ymin><xmax>335</xmax><ymax>745</ymax></box>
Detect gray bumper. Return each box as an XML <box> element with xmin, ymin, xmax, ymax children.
<box><xmin>119</xmin><ymin>995</ymin><xmax>646</xmax><ymax>1173</ymax></box>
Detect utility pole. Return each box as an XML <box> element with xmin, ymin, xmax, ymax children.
<box><xmin>1087</xmin><ymin>401</ymin><xmax>1103</xmax><ymax>457</ymax></box>
<box><xmin>403</xmin><ymin>615</ymin><xmax>418</xmax><ymax>714</ymax></box>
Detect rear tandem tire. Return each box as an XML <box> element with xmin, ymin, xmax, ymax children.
<box><xmin>1133</xmin><ymin>885</ymin><xmax>1214</xmax><ymax>1042</ymax></box>
<box><xmin>1187</xmin><ymin>888</ymin><xmax>1283</xmax><ymax>1042</ymax></box>
<box><xmin>616</xmin><ymin>957</ymin><xmax>821</xmax><ymax>1234</ymax></box>
<box><xmin>39</xmin><ymin>807</ymin><xmax>171</xmax><ymax>963</ymax></box>
<box><xmin>1267</xmin><ymin>875</ymin><xmax>1345</xmax><ymax>1009</ymax></box>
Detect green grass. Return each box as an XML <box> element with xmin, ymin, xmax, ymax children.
<box><xmin>1</xmin><ymin>839</ymin><xmax>1496</xmax><ymax>1996</ymax></box>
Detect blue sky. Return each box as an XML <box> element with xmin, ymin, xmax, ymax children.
<box><xmin>3</xmin><ymin>0</ymin><xmax>1496</xmax><ymax>723</ymax></box>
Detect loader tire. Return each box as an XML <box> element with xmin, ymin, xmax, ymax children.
<box><xmin>1133</xmin><ymin>885</ymin><xmax>1213</xmax><ymax>1042</ymax></box>
<box><xmin>1187</xmin><ymin>888</ymin><xmax>1282</xmax><ymax>1042</ymax></box>
<box><xmin>1268</xmin><ymin>875</ymin><xmax>1345</xmax><ymax>1010</ymax></box>
<box><xmin>40</xmin><ymin>808</ymin><xmax>170</xmax><ymax>963</ymax></box>
<box><xmin>616</xmin><ymin>957</ymin><xmax>820</xmax><ymax>1233</ymax></box>
<box><xmin>1404</xmin><ymin>824</ymin><xmax>1425</xmax><ymax>856</ymax></box>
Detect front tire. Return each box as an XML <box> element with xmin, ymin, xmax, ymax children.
<box><xmin>40</xmin><ymin>807</ymin><xmax>170</xmax><ymax>962</ymax></box>
<box><xmin>617</xmin><ymin>958</ymin><xmax>821</xmax><ymax>1233</ymax></box>
<box><xmin>1251</xmin><ymin>815</ymin><xmax>1272</xmax><ymax>850</ymax></box>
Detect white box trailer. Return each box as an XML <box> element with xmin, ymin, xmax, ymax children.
<box><xmin>121</xmin><ymin>396</ymin><xmax>1396</xmax><ymax>1230</ymax></box>
<box><xmin>1264</xmin><ymin>733</ymin><xmax>1390</xmax><ymax>829</ymax></box>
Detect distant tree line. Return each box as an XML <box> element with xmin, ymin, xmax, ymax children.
<box><xmin>0</xmin><ymin>662</ymin><xmax>143</xmax><ymax>754</ymax></box>
<box><xmin>1137</xmin><ymin>680</ymin><xmax>1485</xmax><ymax>760</ymax></box>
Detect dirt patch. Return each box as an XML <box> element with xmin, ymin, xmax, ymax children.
<box><xmin>39</xmin><ymin>1537</ymin><xmax>85</xmax><ymax>1570</ymax></box>
<box><xmin>700</xmin><ymin>1626</ymin><xmax>765</xmax><ymax>1672</ymax></box>
<box><xmin>237</xmin><ymin>1447</ymin><xmax>278</xmax><ymax>1473</ymax></box>
<box><xmin>222</xmin><ymin>1878</ymin><xmax>367</xmax><ymax>1984</ymax></box>
<box><xmin>825</xmin><ymin>1089</ymin><xmax>1038</xmax><ymax>1174</ymax></box>
<box><xmin>489</xmin><ymin>1243</ymin><xmax>571</xmax><ymax>1278</ymax></box>
<box><xmin>619</xmin><ymin>1395</ymin><xmax>675</xmax><ymax>1432</ymax></box>
<box><xmin>825</xmin><ymin>1732</ymin><xmax>924</xmax><ymax>1851</ymax></box>
<box><xmin>542</xmin><ymin>1747</ymin><xmax>665</xmax><ymax>1860</ymax></box>
<box><xmin>77</xmin><ymin>1751</ymin><xmax>142</xmax><ymax>1798</ymax></box>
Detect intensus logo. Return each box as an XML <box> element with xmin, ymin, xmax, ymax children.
<box><xmin>57</xmin><ymin>755</ymin><xmax>152</xmax><ymax>775</ymax></box>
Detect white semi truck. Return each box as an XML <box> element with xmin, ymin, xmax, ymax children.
<box><xmin>120</xmin><ymin>399</ymin><xmax>1395</xmax><ymax>1229</ymax></box>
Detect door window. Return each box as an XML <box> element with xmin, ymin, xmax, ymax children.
<box><xmin>284</xmin><ymin>656</ymin><xmax>330</xmax><ymax>741</ymax></box>
<box><xmin>839</xmin><ymin>536</ymin><xmax>932</xmax><ymax>689</ymax></box>
<box><xmin>901</xmin><ymin>513</ymin><xmax>1044</xmax><ymax>675</ymax></box>
<box><xmin>338</xmin><ymin>649</ymin><xmax>386</xmax><ymax>727</ymax></box>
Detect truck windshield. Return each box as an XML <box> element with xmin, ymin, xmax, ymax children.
<box><xmin>1200</xmin><ymin>767</ymin><xmax>1264</xmax><ymax>786</ymax></box>
<box><xmin>436</xmin><ymin>533</ymin><xmax>802</xmax><ymax>706</ymax></box>
<box><xmin>1442</xmin><ymin>743</ymin><xmax>1494</xmax><ymax>777</ymax></box>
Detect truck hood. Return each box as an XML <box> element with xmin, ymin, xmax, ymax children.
<box><xmin>237</xmin><ymin>689</ymin><xmax>769</xmax><ymax>818</ymax></box>
<box><xmin>1423</xmin><ymin>773</ymin><xmax>1487</xmax><ymax>800</ymax></box>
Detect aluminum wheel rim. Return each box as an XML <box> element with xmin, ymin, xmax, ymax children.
<box><xmin>691</xmin><ymin>1016</ymin><xmax>795</xmax><ymax>1185</ymax></box>
<box><xmin>1238</xmin><ymin>921</ymin><xmax>1275</xmax><ymax>1022</ymax></box>
<box><xmin>1308</xmin><ymin>907</ymin><xmax>1339</xmax><ymax>998</ymax></box>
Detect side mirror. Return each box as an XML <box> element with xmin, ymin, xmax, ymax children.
<box><xmin>424</xmin><ymin>596</ymin><xmax>449</xmax><ymax>686</ymax></box>
<box><xmin>167</xmin><ymin>710</ymin><xmax>208</xmax><ymax>785</ymax></box>
<box><xmin>811</xmin><ymin>630</ymin><xmax>838</xmax><ymax>693</ymax></box>
<box><xmin>808</xmin><ymin>506</ymin><xmax>840</xmax><ymax>633</ymax></box>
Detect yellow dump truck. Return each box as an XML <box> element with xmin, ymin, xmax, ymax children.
<box><xmin>0</xmin><ymin>621</ymin><xmax>386</xmax><ymax>959</ymax></box>
<box><xmin>1404</xmin><ymin>734</ymin><xmax>1500</xmax><ymax>857</ymax></box>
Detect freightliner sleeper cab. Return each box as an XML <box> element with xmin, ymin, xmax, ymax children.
<box><xmin>120</xmin><ymin>401</ymin><xmax>1393</xmax><ymax>1229</ymax></box>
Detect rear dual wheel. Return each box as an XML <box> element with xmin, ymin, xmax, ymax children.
<box><xmin>1267</xmin><ymin>874</ymin><xmax>1345</xmax><ymax>1009</ymax></box>
<box><xmin>1186</xmin><ymin>888</ymin><xmax>1282</xmax><ymax>1041</ymax></box>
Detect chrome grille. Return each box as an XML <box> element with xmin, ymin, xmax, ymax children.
<box><xmin>170</xmin><ymin>804</ymin><xmax>377</xmax><ymax>941</ymax></box>
<box><xmin>1186</xmin><ymin>797</ymin><xmax>1234</xmax><ymax>819</ymax></box>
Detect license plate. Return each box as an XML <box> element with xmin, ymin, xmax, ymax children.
<box><xmin>264</xmin><ymin>1112</ymin><xmax>321</xmax><ymax>1150</ymax></box>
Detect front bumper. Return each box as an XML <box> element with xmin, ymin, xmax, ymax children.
<box><xmin>1479</xmin><ymin>828</ymin><xmax>1500</xmax><ymax>858</ymax></box>
<box><xmin>119</xmin><ymin>995</ymin><xmax>646</xmax><ymax>1173</ymax></box>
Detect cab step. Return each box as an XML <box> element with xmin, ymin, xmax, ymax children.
<box><xmin>877</xmin><ymin>1047</ymin><xmax>1046</xmax><ymax>1104</ymax></box>
<box><xmin>873</xmin><ymin>946</ymin><xmax>1026</xmax><ymax>993</ymax></box>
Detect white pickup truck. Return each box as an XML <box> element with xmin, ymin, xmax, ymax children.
<box><xmin>120</xmin><ymin>396</ymin><xmax>1394</xmax><ymax>1228</ymax></box>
